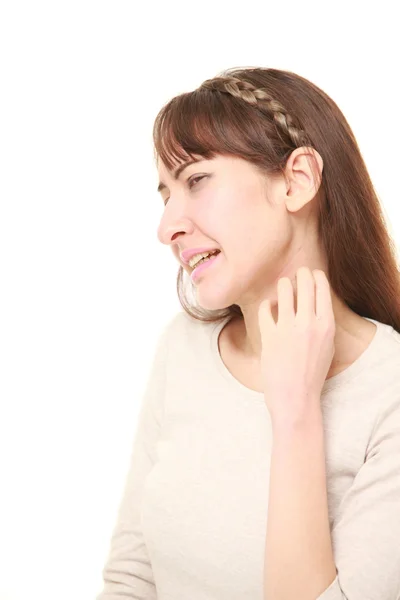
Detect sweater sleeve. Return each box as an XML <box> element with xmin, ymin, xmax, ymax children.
<box><xmin>316</xmin><ymin>394</ymin><xmax>400</xmax><ymax>600</ymax></box>
<box><xmin>96</xmin><ymin>321</ymin><xmax>170</xmax><ymax>600</ymax></box>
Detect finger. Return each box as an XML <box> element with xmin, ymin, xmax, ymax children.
<box><xmin>313</xmin><ymin>269</ymin><xmax>334</xmax><ymax>321</ymax></box>
<box><xmin>277</xmin><ymin>277</ymin><xmax>295</xmax><ymax>322</ymax></box>
<box><xmin>295</xmin><ymin>267</ymin><xmax>315</xmax><ymax>319</ymax></box>
<box><xmin>258</xmin><ymin>298</ymin><xmax>276</xmax><ymax>331</ymax></box>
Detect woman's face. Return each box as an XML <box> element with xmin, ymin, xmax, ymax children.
<box><xmin>156</xmin><ymin>152</ymin><xmax>308</xmax><ymax>312</ymax></box>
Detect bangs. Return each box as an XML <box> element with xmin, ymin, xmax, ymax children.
<box><xmin>152</xmin><ymin>88</ymin><xmax>257</xmax><ymax>172</ymax></box>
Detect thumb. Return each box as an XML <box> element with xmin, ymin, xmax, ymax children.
<box><xmin>258</xmin><ymin>298</ymin><xmax>276</xmax><ymax>333</ymax></box>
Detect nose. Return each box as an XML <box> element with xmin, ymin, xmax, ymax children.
<box><xmin>157</xmin><ymin>210</ymin><xmax>194</xmax><ymax>247</ymax></box>
<box><xmin>157</xmin><ymin>217</ymin><xmax>198</xmax><ymax>270</ymax></box>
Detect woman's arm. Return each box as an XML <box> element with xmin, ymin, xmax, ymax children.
<box><xmin>263</xmin><ymin>403</ymin><xmax>337</xmax><ymax>600</ymax></box>
<box><xmin>96</xmin><ymin>321</ymin><xmax>171</xmax><ymax>600</ymax></box>
<box><xmin>264</xmin><ymin>393</ymin><xmax>400</xmax><ymax>600</ymax></box>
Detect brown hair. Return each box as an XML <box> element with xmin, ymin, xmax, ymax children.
<box><xmin>152</xmin><ymin>66</ymin><xmax>400</xmax><ymax>333</ymax></box>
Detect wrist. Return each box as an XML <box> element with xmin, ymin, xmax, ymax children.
<box><xmin>268</xmin><ymin>397</ymin><xmax>323</xmax><ymax>434</ymax></box>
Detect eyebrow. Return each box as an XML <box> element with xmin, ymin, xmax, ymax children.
<box><xmin>157</xmin><ymin>158</ymin><xmax>203</xmax><ymax>193</ymax></box>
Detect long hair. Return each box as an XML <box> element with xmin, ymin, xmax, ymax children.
<box><xmin>152</xmin><ymin>67</ymin><xmax>400</xmax><ymax>333</ymax></box>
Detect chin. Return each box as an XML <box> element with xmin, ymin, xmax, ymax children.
<box><xmin>194</xmin><ymin>288</ymin><xmax>238</xmax><ymax>313</ymax></box>
<box><xmin>197</xmin><ymin>301</ymin><xmax>232</xmax><ymax>312</ymax></box>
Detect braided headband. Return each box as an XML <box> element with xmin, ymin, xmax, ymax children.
<box><xmin>199</xmin><ymin>76</ymin><xmax>308</xmax><ymax>148</ymax></box>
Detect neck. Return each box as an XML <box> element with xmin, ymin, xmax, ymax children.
<box><xmin>236</xmin><ymin>293</ymin><xmax>359</xmax><ymax>368</ymax></box>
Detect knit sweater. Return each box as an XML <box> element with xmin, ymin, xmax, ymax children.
<box><xmin>96</xmin><ymin>310</ymin><xmax>400</xmax><ymax>600</ymax></box>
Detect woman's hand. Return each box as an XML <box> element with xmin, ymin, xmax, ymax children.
<box><xmin>257</xmin><ymin>267</ymin><xmax>336</xmax><ymax>427</ymax></box>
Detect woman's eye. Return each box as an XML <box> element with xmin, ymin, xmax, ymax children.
<box><xmin>163</xmin><ymin>175</ymin><xmax>206</xmax><ymax>206</ymax></box>
<box><xmin>188</xmin><ymin>175</ymin><xmax>205</xmax><ymax>189</ymax></box>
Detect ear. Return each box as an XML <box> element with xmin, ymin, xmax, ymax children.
<box><xmin>283</xmin><ymin>147</ymin><xmax>324</xmax><ymax>213</ymax></box>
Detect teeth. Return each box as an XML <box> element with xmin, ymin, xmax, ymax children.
<box><xmin>189</xmin><ymin>250</ymin><xmax>219</xmax><ymax>269</ymax></box>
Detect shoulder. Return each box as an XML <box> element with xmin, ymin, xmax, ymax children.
<box><xmin>159</xmin><ymin>310</ymin><xmax>213</xmax><ymax>347</ymax></box>
<box><xmin>367</xmin><ymin>318</ymin><xmax>400</xmax><ymax>374</ymax></box>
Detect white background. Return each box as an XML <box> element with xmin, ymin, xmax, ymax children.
<box><xmin>0</xmin><ymin>1</ymin><xmax>399</xmax><ymax>598</ymax></box>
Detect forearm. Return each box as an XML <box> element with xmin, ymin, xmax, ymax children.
<box><xmin>264</xmin><ymin>404</ymin><xmax>337</xmax><ymax>600</ymax></box>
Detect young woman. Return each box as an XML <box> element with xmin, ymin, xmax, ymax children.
<box><xmin>97</xmin><ymin>67</ymin><xmax>400</xmax><ymax>600</ymax></box>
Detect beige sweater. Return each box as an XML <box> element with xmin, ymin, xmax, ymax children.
<box><xmin>96</xmin><ymin>310</ymin><xmax>400</xmax><ymax>600</ymax></box>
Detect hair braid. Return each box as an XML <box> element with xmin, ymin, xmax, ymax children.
<box><xmin>199</xmin><ymin>76</ymin><xmax>308</xmax><ymax>148</ymax></box>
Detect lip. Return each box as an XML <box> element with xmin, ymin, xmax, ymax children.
<box><xmin>180</xmin><ymin>247</ymin><xmax>220</xmax><ymax>265</ymax></box>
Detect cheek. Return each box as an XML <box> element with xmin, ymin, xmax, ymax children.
<box><xmin>209</xmin><ymin>190</ymin><xmax>283</xmax><ymax>255</ymax></box>
<box><xmin>217</xmin><ymin>198</ymin><xmax>251</xmax><ymax>236</ymax></box>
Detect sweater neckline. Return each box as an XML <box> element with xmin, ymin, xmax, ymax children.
<box><xmin>210</xmin><ymin>314</ymin><xmax>385</xmax><ymax>402</ymax></box>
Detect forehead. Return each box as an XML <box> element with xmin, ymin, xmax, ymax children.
<box><xmin>158</xmin><ymin>153</ymin><xmax>206</xmax><ymax>175</ymax></box>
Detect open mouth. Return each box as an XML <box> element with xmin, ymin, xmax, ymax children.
<box><xmin>191</xmin><ymin>250</ymin><xmax>220</xmax><ymax>269</ymax></box>
<box><xmin>190</xmin><ymin>250</ymin><xmax>221</xmax><ymax>281</ymax></box>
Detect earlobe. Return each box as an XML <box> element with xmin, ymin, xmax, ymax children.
<box><xmin>285</xmin><ymin>192</ymin><xmax>313</xmax><ymax>213</ymax></box>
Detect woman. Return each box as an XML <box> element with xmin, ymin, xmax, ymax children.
<box><xmin>97</xmin><ymin>67</ymin><xmax>400</xmax><ymax>600</ymax></box>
